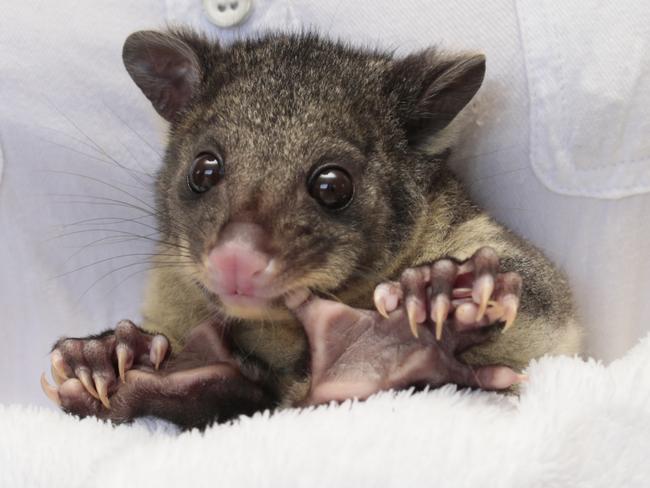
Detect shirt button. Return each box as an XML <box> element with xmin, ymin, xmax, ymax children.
<box><xmin>203</xmin><ymin>0</ymin><xmax>253</xmax><ymax>27</ymax></box>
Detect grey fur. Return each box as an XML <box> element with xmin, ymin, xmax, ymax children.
<box><xmin>125</xmin><ymin>28</ymin><xmax>581</xmax><ymax>408</ymax></box>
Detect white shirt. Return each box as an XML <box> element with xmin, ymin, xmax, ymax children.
<box><xmin>1</xmin><ymin>0</ymin><xmax>648</xmax><ymax>407</ymax></box>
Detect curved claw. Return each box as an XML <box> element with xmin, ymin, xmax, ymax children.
<box><xmin>77</xmin><ymin>368</ymin><xmax>99</xmax><ymax>400</ymax></box>
<box><xmin>94</xmin><ymin>376</ymin><xmax>111</xmax><ymax>409</ymax></box>
<box><xmin>406</xmin><ymin>300</ymin><xmax>420</xmax><ymax>338</ymax></box>
<box><xmin>50</xmin><ymin>365</ymin><xmax>67</xmax><ymax>386</ymax></box>
<box><xmin>501</xmin><ymin>295</ymin><xmax>520</xmax><ymax>332</ymax></box>
<box><xmin>373</xmin><ymin>285</ymin><xmax>389</xmax><ymax>319</ymax></box>
<box><xmin>150</xmin><ymin>335</ymin><xmax>169</xmax><ymax>371</ymax></box>
<box><xmin>431</xmin><ymin>294</ymin><xmax>450</xmax><ymax>341</ymax></box>
<box><xmin>473</xmin><ymin>274</ymin><xmax>494</xmax><ymax>322</ymax></box>
<box><xmin>373</xmin><ymin>283</ymin><xmax>401</xmax><ymax>319</ymax></box>
<box><xmin>116</xmin><ymin>345</ymin><xmax>130</xmax><ymax>383</ymax></box>
<box><xmin>51</xmin><ymin>350</ymin><xmax>70</xmax><ymax>382</ymax></box>
<box><xmin>40</xmin><ymin>373</ymin><xmax>61</xmax><ymax>406</ymax></box>
<box><xmin>375</xmin><ymin>297</ymin><xmax>390</xmax><ymax>319</ymax></box>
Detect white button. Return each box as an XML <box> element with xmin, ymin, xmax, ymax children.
<box><xmin>203</xmin><ymin>0</ymin><xmax>253</xmax><ymax>28</ymax></box>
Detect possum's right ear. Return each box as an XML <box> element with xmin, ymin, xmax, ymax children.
<box><xmin>387</xmin><ymin>50</ymin><xmax>485</xmax><ymax>147</ymax></box>
<box><xmin>122</xmin><ymin>31</ymin><xmax>202</xmax><ymax>122</ymax></box>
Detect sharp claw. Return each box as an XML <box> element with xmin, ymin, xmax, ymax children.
<box><xmin>116</xmin><ymin>345</ymin><xmax>129</xmax><ymax>383</ymax></box>
<box><xmin>373</xmin><ymin>284</ymin><xmax>401</xmax><ymax>319</ymax></box>
<box><xmin>51</xmin><ymin>365</ymin><xmax>66</xmax><ymax>386</ymax></box>
<box><xmin>435</xmin><ymin>315</ymin><xmax>444</xmax><ymax>341</ymax></box>
<box><xmin>51</xmin><ymin>350</ymin><xmax>70</xmax><ymax>381</ymax></box>
<box><xmin>94</xmin><ymin>376</ymin><xmax>111</xmax><ymax>409</ymax></box>
<box><xmin>40</xmin><ymin>373</ymin><xmax>61</xmax><ymax>406</ymax></box>
<box><xmin>473</xmin><ymin>275</ymin><xmax>494</xmax><ymax>322</ymax></box>
<box><xmin>516</xmin><ymin>374</ymin><xmax>529</xmax><ymax>383</ymax></box>
<box><xmin>431</xmin><ymin>294</ymin><xmax>450</xmax><ymax>341</ymax></box>
<box><xmin>501</xmin><ymin>295</ymin><xmax>519</xmax><ymax>332</ymax></box>
<box><xmin>77</xmin><ymin>369</ymin><xmax>99</xmax><ymax>400</ymax></box>
<box><xmin>374</xmin><ymin>295</ymin><xmax>389</xmax><ymax>319</ymax></box>
<box><xmin>150</xmin><ymin>335</ymin><xmax>169</xmax><ymax>370</ymax></box>
<box><xmin>406</xmin><ymin>301</ymin><xmax>419</xmax><ymax>338</ymax></box>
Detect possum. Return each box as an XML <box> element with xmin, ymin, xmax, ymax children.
<box><xmin>41</xmin><ymin>28</ymin><xmax>582</xmax><ymax>429</ymax></box>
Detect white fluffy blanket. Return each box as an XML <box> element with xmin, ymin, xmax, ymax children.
<box><xmin>2</xmin><ymin>334</ymin><xmax>650</xmax><ymax>488</ymax></box>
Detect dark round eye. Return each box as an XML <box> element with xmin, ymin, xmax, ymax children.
<box><xmin>188</xmin><ymin>152</ymin><xmax>224</xmax><ymax>193</ymax></box>
<box><xmin>307</xmin><ymin>165</ymin><xmax>354</xmax><ymax>210</ymax></box>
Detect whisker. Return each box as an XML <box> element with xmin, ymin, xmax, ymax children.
<box><xmin>36</xmin><ymin>134</ymin><xmax>145</xmax><ymax>172</ymax></box>
<box><xmin>54</xmin><ymin>252</ymin><xmax>194</xmax><ymax>279</ymax></box>
<box><xmin>105</xmin><ymin>263</ymin><xmax>201</xmax><ymax>297</ymax></box>
<box><xmin>48</xmin><ymin>186</ymin><xmax>199</xmax><ymax>239</ymax></box>
<box><xmin>73</xmin><ymin>261</ymin><xmax>198</xmax><ymax>307</ymax></box>
<box><xmin>43</xmin><ymin>96</ymin><xmax>152</xmax><ymax>188</ymax></box>
<box><xmin>51</xmin><ymin>227</ymin><xmax>193</xmax><ymax>254</ymax></box>
<box><xmin>32</xmin><ymin>122</ymin><xmax>106</xmax><ymax>154</ymax></box>
<box><xmin>63</xmin><ymin>233</ymin><xmax>160</xmax><ymax>264</ymax></box>
<box><xmin>44</xmin><ymin>96</ymin><xmax>156</xmax><ymax>184</ymax></box>
<box><xmin>60</xmin><ymin>214</ymin><xmax>156</xmax><ymax>228</ymax></box>
<box><xmin>46</xmin><ymin>170</ymin><xmax>157</xmax><ymax>213</ymax></box>
<box><xmin>100</xmin><ymin>99</ymin><xmax>163</xmax><ymax>160</ymax></box>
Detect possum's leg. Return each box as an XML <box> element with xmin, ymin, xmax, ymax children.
<box><xmin>285</xmin><ymin>277</ymin><xmax>526</xmax><ymax>406</ymax></box>
<box><xmin>42</xmin><ymin>321</ymin><xmax>272</xmax><ymax>429</ymax></box>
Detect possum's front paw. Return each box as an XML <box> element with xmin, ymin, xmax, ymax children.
<box><xmin>373</xmin><ymin>246</ymin><xmax>523</xmax><ymax>340</ymax></box>
<box><xmin>41</xmin><ymin>320</ymin><xmax>170</xmax><ymax>409</ymax></box>
<box><xmin>285</xmin><ymin>284</ymin><xmax>526</xmax><ymax>406</ymax></box>
<box><xmin>41</xmin><ymin>321</ymin><xmax>272</xmax><ymax>428</ymax></box>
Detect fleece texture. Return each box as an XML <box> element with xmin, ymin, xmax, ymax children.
<box><xmin>2</xmin><ymin>333</ymin><xmax>650</xmax><ymax>488</ymax></box>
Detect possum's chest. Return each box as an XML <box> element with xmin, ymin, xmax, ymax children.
<box><xmin>230</xmin><ymin>319</ymin><xmax>311</xmax><ymax>400</ymax></box>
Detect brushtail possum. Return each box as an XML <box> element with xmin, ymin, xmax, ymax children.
<box><xmin>42</xmin><ymin>29</ymin><xmax>582</xmax><ymax>429</ymax></box>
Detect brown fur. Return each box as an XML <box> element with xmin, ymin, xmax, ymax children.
<box><xmin>123</xmin><ymin>29</ymin><xmax>581</xmax><ymax>408</ymax></box>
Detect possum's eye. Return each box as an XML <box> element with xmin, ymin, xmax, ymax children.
<box><xmin>188</xmin><ymin>152</ymin><xmax>224</xmax><ymax>193</ymax></box>
<box><xmin>307</xmin><ymin>165</ymin><xmax>354</xmax><ymax>210</ymax></box>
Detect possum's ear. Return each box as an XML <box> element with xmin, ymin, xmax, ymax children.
<box><xmin>122</xmin><ymin>31</ymin><xmax>203</xmax><ymax>122</ymax></box>
<box><xmin>388</xmin><ymin>50</ymin><xmax>485</xmax><ymax>146</ymax></box>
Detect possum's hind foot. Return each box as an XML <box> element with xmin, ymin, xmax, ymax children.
<box><xmin>42</xmin><ymin>320</ymin><xmax>170</xmax><ymax>409</ymax></box>
<box><xmin>285</xmin><ymin>287</ymin><xmax>526</xmax><ymax>406</ymax></box>
<box><xmin>373</xmin><ymin>246</ymin><xmax>523</xmax><ymax>341</ymax></box>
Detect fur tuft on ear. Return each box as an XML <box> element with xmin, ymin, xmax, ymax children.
<box><xmin>122</xmin><ymin>30</ymin><xmax>203</xmax><ymax>122</ymax></box>
<box><xmin>388</xmin><ymin>50</ymin><xmax>486</xmax><ymax>147</ymax></box>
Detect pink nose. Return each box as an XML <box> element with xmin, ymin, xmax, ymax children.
<box><xmin>206</xmin><ymin>222</ymin><xmax>272</xmax><ymax>297</ymax></box>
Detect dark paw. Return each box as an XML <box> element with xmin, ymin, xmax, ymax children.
<box><xmin>373</xmin><ymin>246</ymin><xmax>523</xmax><ymax>340</ymax></box>
<box><xmin>42</xmin><ymin>320</ymin><xmax>272</xmax><ymax>428</ymax></box>
<box><xmin>42</xmin><ymin>320</ymin><xmax>170</xmax><ymax>410</ymax></box>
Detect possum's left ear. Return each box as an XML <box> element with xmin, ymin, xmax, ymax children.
<box><xmin>122</xmin><ymin>30</ymin><xmax>203</xmax><ymax>122</ymax></box>
<box><xmin>388</xmin><ymin>50</ymin><xmax>485</xmax><ymax>146</ymax></box>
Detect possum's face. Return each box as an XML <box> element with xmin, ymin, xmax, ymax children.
<box><xmin>123</xmin><ymin>30</ymin><xmax>484</xmax><ymax>320</ymax></box>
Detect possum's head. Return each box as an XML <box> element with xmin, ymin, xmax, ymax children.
<box><xmin>122</xmin><ymin>29</ymin><xmax>484</xmax><ymax>320</ymax></box>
